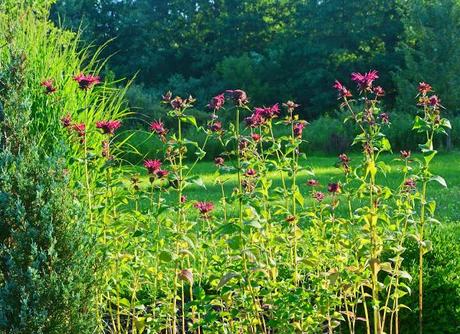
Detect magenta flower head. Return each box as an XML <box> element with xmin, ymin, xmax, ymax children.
<box><xmin>245</xmin><ymin>168</ymin><xmax>257</xmax><ymax>177</ymax></box>
<box><xmin>400</xmin><ymin>150</ymin><xmax>411</xmax><ymax>159</ymax></box>
<box><xmin>180</xmin><ymin>195</ymin><xmax>187</xmax><ymax>203</ymax></box>
<box><xmin>61</xmin><ymin>114</ymin><xmax>72</xmax><ymax>128</ymax></box>
<box><xmin>245</xmin><ymin>112</ymin><xmax>264</xmax><ymax>128</ymax></box>
<box><xmin>226</xmin><ymin>89</ymin><xmax>248</xmax><ymax>106</ymax></box>
<box><xmin>208</xmin><ymin>93</ymin><xmax>225</xmax><ymax>111</ymax></box>
<box><xmin>251</xmin><ymin>133</ymin><xmax>261</xmax><ymax>142</ymax></box>
<box><xmin>293</xmin><ymin>122</ymin><xmax>305</xmax><ymax>138</ymax></box>
<box><xmin>171</xmin><ymin>96</ymin><xmax>184</xmax><ymax>110</ymax></box>
<box><xmin>144</xmin><ymin>159</ymin><xmax>162</xmax><ymax>174</ymax></box>
<box><xmin>418</xmin><ymin>82</ymin><xmax>432</xmax><ymax>95</ymax></box>
<box><xmin>333</xmin><ymin>80</ymin><xmax>352</xmax><ymax>99</ymax></box>
<box><xmin>307</xmin><ymin>179</ymin><xmax>319</xmax><ymax>187</ymax></box>
<box><xmin>41</xmin><ymin>79</ymin><xmax>57</xmax><ymax>94</ymax></box>
<box><xmin>313</xmin><ymin>191</ymin><xmax>325</xmax><ymax>202</ymax></box>
<box><xmin>150</xmin><ymin>120</ymin><xmax>168</xmax><ymax>138</ymax></box>
<box><xmin>328</xmin><ymin>182</ymin><xmax>341</xmax><ymax>193</ymax></box>
<box><xmin>214</xmin><ymin>156</ymin><xmax>225</xmax><ymax>166</ymax></box>
<box><xmin>72</xmin><ymin>123</ymin><xmax>86</xmax><ymax>142</ymax></box>
<box><xmin>209</xmin><ymin>121</ymin><xmax>223</xmax><ymax>133</ymax></box>
<box><xmin>155</xmin><ymin>169</ymin><xmax>169</xmax><ymax>178</ymax></box>
<box><xmin>404</xmin><ymin>178</ymin><xmax>416</xmax><ymax>190</ymax></box>
<box><xmin>194</xmin><ymin>201</ymin><xmax>214</xmax><ymax>217</ymax></box>
<box><xmin>255</xmin><ymin>103</ymin><xmax>280</xmax><ymax>120</ymax></box>
<box><xmin>73</xmin><ymin>73</ymin><xmax>100</xmax><ymax>90</ymax></box>
<box><xmin>373</xmin><ymin>86</ymin><xmax>385</xmax><ymax>96</ymax></box>
<box><xmin>96</xmin><ymin>120</ymin><xmax>121</xmax><ymax>135</ymax></box>
<box><xmin>429</xmin><ymin>95</ymin><xmax>440</xmax><ymax>107</ymax></box>
<box><xmin>351</xmin><ymin>70</ymin><xmax>379</xmax><ymax>92</ymax></box>
<box><xmin>379</xmin><ymin>113</ymin><xmax>390</xmax><ymax>124</ymax></box>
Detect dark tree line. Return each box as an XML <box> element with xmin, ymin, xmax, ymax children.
<box><xmin>51</xmin><ymin>0</ymin><xmax>460</xmax><ymax>119</ymax></box>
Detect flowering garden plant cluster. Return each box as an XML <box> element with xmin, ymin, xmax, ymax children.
<box><xmin>37</xmin><ymin>65</ymin><xmax>450</xmax><ymax>334</ymax></box>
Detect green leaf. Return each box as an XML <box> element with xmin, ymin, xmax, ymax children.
<box><xmin>191</xmin><ymin>176</ymin><xmax>206</xmax><ymax>189</ymax></box>
<box><xmin>421</xmin><ymin>240</ymin><xmax>433</xmax><ymax>255</ymax></box>
<box><xmin>294</xmin><ymin>190</ymin><xmax>304</xmax><ymax>207</ymax></box>
<box><xmin>245</xmin><ymin>220</ymin><xmax>262</xmax><ymax>229</ymax></box>
<box><xmin>380</xmin><ymin>137</ymin><xmax>392</xmax><ymax>152</ymax></box>
<box><xmin>135</xmin><ymin>317</ymin><xmax>146</xmax><ymax>333</ymax></box>
<box><xmin>440</xmin><ymin>118</ymin><xmax>451</xmax><ymax>129</ymax></box>
<box><xmin>430</xmin><ymin>175</ymin><xmax>447</xmax><ymax>188</ymax></box>
<box><xmin>180</xmin><ymin>115</ymin><xmax>197</xmax><ymax>127</ymax></box>
<box><xmin>227</xmin><ymin>236</ymin><xmax>242</xmax><ymax>250</ymax></box>
<box><xmin>217</xmin><ymin>272</ymin><xmax>241</xmax><ymax>289</ymax></box>
<box><xmin>159</xmin><ymin>250</ymin><xmax>174</xmax><ymax>263</ymax></box>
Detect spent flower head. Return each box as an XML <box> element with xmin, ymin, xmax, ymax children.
<box><xmin>226</xmin><ymin>89</ymin><xmax>248</xmax><ymax>106</ymax></box>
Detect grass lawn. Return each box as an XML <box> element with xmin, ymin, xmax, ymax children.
<box><xmin>127</xmin><ymin>151</ymin><xmax>460</xmax><ymax>222</ymax></box>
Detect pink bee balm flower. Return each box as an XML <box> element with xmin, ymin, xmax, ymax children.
<box><xmin>373</xmin><ymin>86</ymin><xmax>385</xmax><ymax>96</ymax></box>
<box><xmin>155</xmin><ymin>169</ymin><xmax>169</xmax><ymax>178</ymax></box>
<box><xmin>214</xmin><ymin>156</ymin><xmax>225</xmax><ymax>166</ymax></box>
<box><xmin>41</xmin><ymin>79</ymin><xmax>57</xmax><ymax>94</ymax></box>
<box><xmin>307</xmin><ymin>179</ymin><xmax>319</xmax><ymax>187</ymax></box>
<box><xmin>245</xmin><ymin>168</ymin><xmax>257</xmax><ymax>177</ymax></box>
<box><xmin>333</xmin><ymin>80</ymin><xmax>352</xmax><ymax>98</ymax></box>
<box><xmin>170</xmin><ymin>96</ymin><xmax>184</xmax><ymax>110</ymax></box>
<box><xmin>245</xmin><ymin>112</ymin><xmax>264</xmax><ymax>128</ymax></box>
<box><xmin>351</xmin><ymin>70</ymin><xmax>379</xmax><ymax>92</ymax></box>
<box><xmin>96</xmin><ymin>120</ymin><xmax>121</xmax><ymax>135</ymax></box>
<box><xmin>226</xmin><ymin>89</ymin><xmax>248</xmax><ymax>106</ymax></box>
<box><xmin>208</xmin><ymin>93</ymin><xmax>225</xmax><ymax>111</ymax></box>
<box><xmin>429</xmin><ymin>95</ymin><xmax>440</xmax><ymax>107</ymax></box>
<box><xmin>251</xmin><ymin>133</ymin><xmax>261</xmax><ymax>142</ymax></box>
<box><xmin>61</xmin><ymin>114</ymin><xmax>72</xmax><ymax>128</ymax></box>
<box><xmin>73</xmin><ymin>73</ymin><xmax>100</xmax><ymax>90</ymax></box>
<box><xmin>209</xmin><ymin>121</ymin><xmax>223</xmax><ymax>132</ymax></box>
<box><xmin>144</xmin><ymin>159</ymin><xmax>162</xmax><ymax>174</ymax></box>
<box><xmin>72</xmin><ymin>123</ymin><xmax>86</xmax><ymax>142</ymax></box>
<box><xmin>400</xmin><ymin>150</ymin><xmax>411</xmax><ymax>159</ymax></box>
<box><xmin>150</xmin><ymin>120</ymin><xmax>168</xmax><ymax>136</ymax></box>
<box><xmin>418</xmin><ymin>82</ymin><xmax>432</xmax><ymax>95</ymax></box>
<box><xmin>194</xmin><ymin>201</ymin><xmax>214</xmax><ymax>216</ymax></box>
<box><xmin>255</xmin><ymin>103</ymin><xmax>280</xmax><ymax>120</ymax></box>
<box><xmin>404</xmin><ymin>178</ymin><xmax>416</xmax><ymax>189</ymax></box>
<box><xmin>328</xmin><ymin>183</ymin><xmax>341</xmax><ymax>193</ymax></box>
<box><xmin>313</xmin><ymin>191</ymin><xmax>325</xmax><ymax>202</ymax></box>
<box><xmin>293</xmin><ymin>122</ymin><xmax>305</xmax><ymax>138</ymax></box>
<box><xmin>379</xmin><ymin>113</ymin><xmax>390</xmax><ymax>124</ymax></box>
<box><xmin>180</xmin><ymin>195</ymin><xmax>187</xmax><ymax>203</ymax></box>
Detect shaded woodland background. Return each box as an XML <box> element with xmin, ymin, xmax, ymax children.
<box><xmin>51</xmin><ymin>0</ymin><xmax>460</xmax><ymax>152</ymax></box>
